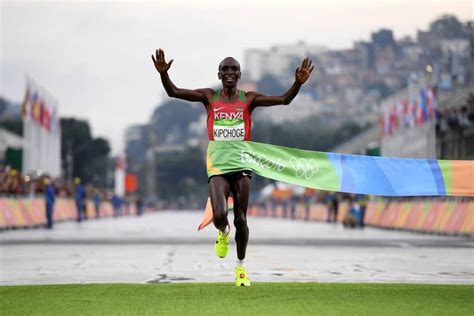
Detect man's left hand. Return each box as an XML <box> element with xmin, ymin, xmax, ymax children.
<box><xmin>295</xmin><ymin>58</ymin><xmax>314</xmax><ymax>84</ymax></box>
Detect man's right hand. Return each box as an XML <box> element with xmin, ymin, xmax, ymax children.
<box><xmin>152</xmin><ymin>48</ymin><xmax>174</xmax><ymax>74</ymax></box>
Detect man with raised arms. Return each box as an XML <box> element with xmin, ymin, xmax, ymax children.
<box><xmin>152</xmin><ymin>49</ymin><xmax>314</xmax><ymax>286</ymax></box>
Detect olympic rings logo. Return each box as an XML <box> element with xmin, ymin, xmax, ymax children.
<box><xmin>289</xmin><ymin>157</ymin><xmax>319</xmax><ymax>180</ymax></box>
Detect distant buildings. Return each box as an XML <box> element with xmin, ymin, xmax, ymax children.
<box><xmin>124</xmin><ymin>124</ymin><xmax>149</xmax><ymax>197</ymax></box>
<box><xmin>242</xmin><ymin>15</ymin><xmax>472</xmax><ymax>126</ymax></box>
<box><xmin>244</xmin><ymin>41</ymin><xmax>328</xmax><ymax>85</ymax></box>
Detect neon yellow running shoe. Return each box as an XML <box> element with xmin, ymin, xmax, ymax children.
<box><xmin>235</xmin><ymin>265</ymin><xmax>251</xmax><ymax>287</ymax></box>
<box><xmin>214</xmin><ymin>230</ymin><xmax>229</xmax><ymax>258</ymax></box>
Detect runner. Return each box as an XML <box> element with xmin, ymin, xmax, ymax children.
<box><xmin>152</xmin><ymin>49</ymin><xmax>314</xmax><ymax>286</ymax></box>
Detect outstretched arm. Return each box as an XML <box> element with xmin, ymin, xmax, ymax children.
<box><xmin>251</xmin><ymin>58</ymin><xmax>314</xmax><ymax>108</ymax></box>
<box><xmin>151</xmin><ymin>49</ymin><xmax>210</xmax><ymax>104</ymax></box>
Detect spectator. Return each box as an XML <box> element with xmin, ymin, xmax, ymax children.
<box><xmin>136</xmin><ymin>196</ymin><xmax>144</xmax><ymax>216</ymax></box>
<box><xmin>290</xmin><ymin>195</ymin><xmax>297</xmax><ymax>220</ymax></box>
<box><xmin>460</xmin><ymin>106</ymin><xmax>471</xmax><ymax>127</ymax></box>
<box><xmin>356</xmin><ymin>194</ymin><xmax>368</xmax><ymax>228</ymax></box>
<box><xmin>324</xmin><ymin>192</ymin><xmax>338</xmax><ymax>223</ymax></box>
<box><xmin>93</xmin><ymin>189</ymin><xmax>102</xmax><ymax>219</ymax></box>
<box><xmin>74</xmin><ymin>177</ymin><xmax>86</xmax><ymax>222</ymax></box>
<box><xmin>332</xmin><ymin>193</ymin><xmax>340</xmax><ymax>222</ymax></box>
<box><xmin>468</xmin><ymin>94</ymin><xmax>474</xmax><ymax>122</ymax></box>
<box><xmin>44</xmin><ymin>177</ymin><xmax>55</xmax><ymax>229</ymax></box>
<box><xmin>111</xmin><ymin>193</ymin><xmax>123</xmax><ymax>217</ymax></box>
<box><xmin>303</xmin><ymin>188</ymin><xmax>315</xmax><ymax>221</ymax></box>
<box><xmin>447</xmin><ymin>108</ymin><xmax>460</xmax><ymax>129</ymax></box>
<box><xmin>343</xmin><ymin>194</ymin><xmax>362</xmax><ymax>228</ymax></box>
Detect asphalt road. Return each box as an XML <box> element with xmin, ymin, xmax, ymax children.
<box><xmin>1</xmin><ymin>211</ymin><xmax>473</xmax><ymax>285</ymax></box>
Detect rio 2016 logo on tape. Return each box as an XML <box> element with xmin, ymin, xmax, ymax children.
<box><xmin>241</xmin><ymin>150</ymin><xmax>285</xmax><ymax>172</ymax></box>
<box><xmin>289</xmin><ymin>157</ymin><xmax>319</xmax><ymax>180</ymax></box>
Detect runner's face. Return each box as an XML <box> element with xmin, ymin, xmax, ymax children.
<box><xmin>218</xmin><ymin>59</ymin><xmax>241</xmax><ymax>89</ymax></box>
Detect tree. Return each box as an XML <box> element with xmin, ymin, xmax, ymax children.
<box><xmin>0</xmin><ymin>120</ymin><xmax>22</xmax><ymax>136</ymax></box>
<box><xmin>252</xmin><ymin>115</ymin><xmax>367</xmax><ymax>151</ymax></box>
<box><xmin>155</xmin><ymin>146</ymin><xmax>207</xmax><ymax>207</ymax></box>
<box><xmin>0</xmin><ymin>97</ymin><xmax>22</xmax><ymax>136</ymax></box>
<box><xmin>150</xmin><ymin>100</ymin><xmax>202</xmax><ymax>146</ymax></box>
<box><xmin>0</xmin><ymin>97</ymin><xmax>8</xmax><ymax>117</ymax></box>
<box><xmin>60</xmin><ymin>118</ymin><xmax>110</xmax><ymax>187</ymax></box>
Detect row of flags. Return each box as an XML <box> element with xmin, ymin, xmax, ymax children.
<box><xmin>21</xmin><ymin>86</ymin><xmax>59</xmax><ymax>134</ymax></box>
<box><xmin>21</xmin><ymin>79</ymin><xmax>62</xmax><ymax>177</ymax></box>
<box><xmin>380</xmin><ymin>87</ymin><xmax>438</xmax><ymax>137</ymax></box>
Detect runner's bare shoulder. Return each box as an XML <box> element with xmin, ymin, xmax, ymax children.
<box><xmin>195</xmin><ymin>88</ymin><xmax>215</xmax><ymax>105</ymax></box>
<box><xmin>245</xmin><ymin>91</ymin><xmax>264</xmax><ymax>106</ymax></box>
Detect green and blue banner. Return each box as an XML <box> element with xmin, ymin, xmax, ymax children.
<box><xmin>207</xmin><ymin>141</ymin><xmax>474</xmax><ymax>197</ymax></box>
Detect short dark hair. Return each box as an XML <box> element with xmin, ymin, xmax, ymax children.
<box><xmin>218</xmin><ymin>57</ymin><xmax>240</xmax><ymax>71</ymax></box>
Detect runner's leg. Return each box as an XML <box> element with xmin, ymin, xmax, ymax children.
<box><xmin>231</xmin><ymin>176</ymin><xmax>250</xmax><ymax>260</ymax></box>
<box><xmin>209</xmin><ymin>176</ymin><xmax>231</xmax><ymax>232</ymax></box>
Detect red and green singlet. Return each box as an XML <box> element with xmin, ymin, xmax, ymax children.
<box><xmin>207</xmin><ymin>89</ymin><xmax>252</xmax><ymax>141</ymax></box>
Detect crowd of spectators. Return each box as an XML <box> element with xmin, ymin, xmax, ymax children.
<box><xmin>0</xmin><ymin>165</ymin><xmax>147</xmax><ymax>229</ymax></box>
<box><xmin>0</xmin><ymin>165</ymin><xmax>27</xmax><ymax>196</ymax></box>
<box><xmin>1</xmin><ymin>165</ymin><xmax>73</xmax><ymax>197</ymax></box>
<box><xmin>0</xmin><ymin>165</ymin><xmax>128</xmax><ymax>208</ymax></box>
<box><xmin>436</xmin><ymin>93</ymin><xmax>474</xmax><ymax>135</ymax></box>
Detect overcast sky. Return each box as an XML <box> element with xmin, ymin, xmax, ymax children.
<box><xmin>1</xmin><ymin>0</ymin><xmax>472</xmax><ymax>154</ymax></box>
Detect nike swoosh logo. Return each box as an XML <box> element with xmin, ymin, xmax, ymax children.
<box><xmin>214</xmin><ymin>107</ymin><xmax>224</xmax><ymax>112</ymax></box>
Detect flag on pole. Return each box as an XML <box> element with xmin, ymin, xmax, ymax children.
<box><xmin>21</xmin><ymin>87</ymin><xmax>31</xmax><ymax>120</ymax></box>
<box><xmin>32</xmin><ymin>95</ymin><xmax>41</xmax><ymax>123</ymax></box>
<box><xmin>403</xmin><ymin>98</ymin><xmax>410</xmax><ymax>127</ymax></box>
<box><xmin>426</xmin><ymin>87</ymin><xmax>437</xmax><ymax>119</ymax></box>
<box><xmin>414</xmin><ymin>100</ymin><xmax>424</xmax><ymax>126</ymax></box>
<box><xmin>390</xmin><ymin>105</ymin><xmax>397</xmax><ymax>134</ymax></box>
<box><xmin>383</xmin><ymin>107</ymin><xmax>390</xmax><ymax>136</ymax></box>
<box><xmin>420</xmin><ymin>88</ymin><xmax>428</xmax><ymax>122</ymax></box>
<box><xmin>41</xmin><ymin>102</ymin><xmax>51</xmax><ymax>131</ymax></box>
